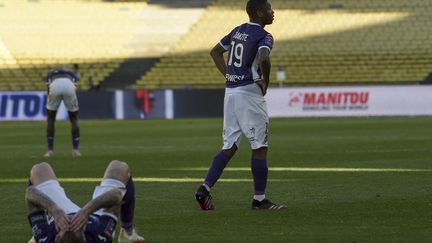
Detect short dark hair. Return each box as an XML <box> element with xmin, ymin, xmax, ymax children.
<box><xmin>57</xmin><ymin>231</ymin><xmax>85</xmax><ymax>243</ymax></box>
<box><xmin>246</xmin><ymin>0</ymin><xmax>268</xmax><ymax>18</ymax></box>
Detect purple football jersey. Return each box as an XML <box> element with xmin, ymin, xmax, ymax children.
<box><xmin>28</xmin><ymin>211</ymin><xmax>116</xmax><ymax>243</ymax></box>
<box><xmin>219</xmin><ymin>22</ymin><xmax>274</xmax><ymax>88</ymax></box>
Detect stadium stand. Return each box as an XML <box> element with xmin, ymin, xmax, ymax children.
<box><xmin>1</xmin><ymin>0</ymin><xmax>431</xmax><ymax>91</ymax></box>
<box><xmin>135</xmin><ymin>0</ymin><xmax>432</xmax><ymax>89</ymax></box>
<box><xmin>0</xmin><ymin>0</ymin><xmax>149</xmax><ymax>91</ymax></box>
<box><xmin>0</xmin><ymin>0</ymin><xmax>212</xmax><ymax>91</ymax></box>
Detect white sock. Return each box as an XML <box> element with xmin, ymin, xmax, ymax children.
<box><xmin>254</xmin><ymin>194</ymin><xmax>265</xmax><ymax>202</ymax></box>
<box><xmin>203</xmin><ymin>183</ymin><xmax>211</xmax><ymax>192</ymax></box>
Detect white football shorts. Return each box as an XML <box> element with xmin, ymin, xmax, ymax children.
<box><xmin>91</xmin><ymin>178</ymin><xmax>126</xmax><ymax>219</ymax></box>
<box><xmin>222</xmin><ymin>83</ymin><xmax>269</xmax><ymax>150</ymax></box>
<box><xmin>46</xmin><ymin>78</ymin><xmax>79</xmax><ymax>112</ymax></box>
<box><xmin>35</xmin><ymin>178</ymin><xmax>126</xmax><ymax>218</ymax></box>
<box><xmin>35</xmin><ymin>179</ymin><xmax>81</xmax><ymax>214</ymax></box>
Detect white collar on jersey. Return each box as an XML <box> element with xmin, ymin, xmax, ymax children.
<box><xmin>248</xmin><ymin>22</ymin><xmax>262</xmax><ymax>27</ymax></box>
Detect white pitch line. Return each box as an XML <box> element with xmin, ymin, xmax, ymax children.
<box><xmin>0</xmin><ymin>177</ymin><xmax>292</xmax><ymax>184</ymax></box>
<box><xmin>176</xmin><ymin>167</ymin><xmax>432</xmax><ymax>172</ymax></box>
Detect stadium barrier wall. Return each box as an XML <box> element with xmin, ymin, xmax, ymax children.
<box><xmin>172</xmin><ymin>90</ymin><xmax>224</xmax><ymax>118</ymax></box>
<box><xmin>0</xmin><ymin>89</ymin><xmax>222</xmax><ymax>121</ymax></box>
<box><xmin>1</xmin><ymin>85</ymin><xmax>431</xmax><ymax>121</ymax></box>
<box><xmin>267</xmin><ymin>85</ymin><xmax>432</xmax><ymax>117</ymax></box>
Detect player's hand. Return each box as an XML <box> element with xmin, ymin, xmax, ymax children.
<box><xmin>69</xmin><ymin>209</ymin><xmax>90</xmax><ymax>232</ymax></box>
<box><xmin>255</xmin><ymin>79</ymin><xmax>268</xmax><ymax>96</ymax></box>
<box><xmin>52</xmin><ymin>208</ymin><xmax>70</xmax><ymax>232</ymax></box>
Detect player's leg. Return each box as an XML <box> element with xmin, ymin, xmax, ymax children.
<box><xmin>195</xmin><ymin>144</ymin><xmax>238</xmax><ymax>210</ymax></box>
<box><xmin>238</xmin><ymin>94</ymin><xmax>287</xmax><ymax>210</ymax></box>
<box><xmin>203</xmin><ymin>144</ymin><xmax>237</xmax><ymax>190</ymax></box>
<box><xmin>27</xmin><ymin>162</ymin><xmax>81</xmax><ymax>213</ymax></box>
<box><xmin>251</xmin><ymin>146</ymin><xmax>269</xmax><ymax>201</ymax></box>
<box><xmin>61</xmin><ymin>82</ymin><xmax>81</xmax><ymax>157</ymax></box>
<box><xmin>204</xmin><ymin>93</ymin><xmax>241</xmax><ymax>189</ymax></box>
<box><xmin>27</xmin><ymin>162</ymin><xmax>81</xmax><ymax>243</ymax></box>
<box><xmin>98</xmin><ymin>160</ymin><xmax>145</xmax><ymax>243</ymax></box>
<box><xmin>27</xmin><ymin>162</ymin><xmax>58</xmax><ymax>212</ymax></box>
<box><xmin>45</xmin><ymin>83</ymin><xmax>62</xmax><ymax>157</ymax></box>
<box><xmin>45</xmin><ymin>110</ymin><xmax>57</xmax><ymax>157</ymax></box>
<box><xmin>195</xmin><ymin>94</ymin><xmax>242</xmax><ymax>210</ymax></box>
<box><xmin>26</xmin><ymin>163</ymin><xmax>58</xmax><ymax>243</ymax></box>
<box><xmin>68</xmin><ymin>111</ymin><xmax>81</xmax><ymax>157</ymax></box>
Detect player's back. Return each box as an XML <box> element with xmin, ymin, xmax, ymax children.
<box><xmin>222</xmin><ymin>22</ymin><xmax>273</xmax><ymax>88</ymax></box>
<box><xmin>46</xmin><ymin>69</ymin><xmax>79</xmax><ymax>85</ymax></box>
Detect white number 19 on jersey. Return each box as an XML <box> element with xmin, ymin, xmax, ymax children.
<box><xmin>228</xmin><ymin>41</ymin><xmax>244</xmax><ymax>68</ymax></box>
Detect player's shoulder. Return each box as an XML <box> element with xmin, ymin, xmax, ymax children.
<box><xmin>46</xmin><ymin>69</ymin><xmax>59</xmax><ymax>77</ymax></box>
<box><xmin>258</xmin><ymin>25</ymin><xmax>272</xmax><ymax>37</ymax></box>
<box><xmin>47</xmin><ymin>69</ymin><xmax>78</xmax><ymax>80</ymax></box>
<box><xmin>47</xmin><ymin>69</ymin><xmax>66</xmax><ymax>77</ymax></box>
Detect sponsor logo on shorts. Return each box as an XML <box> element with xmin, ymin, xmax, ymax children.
<box><xmin>249</xmin><ymin>127</ymin><xmax>256</xmax><ymax>142</ymax></box>
<box><xmin>29</xmin><ymin>214</ymin><xmax>45</xmax><ymax>224</ymax></box>
<box><xmin>46</xmin><ymin>214</ymin><xmax>55</xmax><ymax>225</ymax></box>
<box><xmin>39</xmin><ymin>236</ymin><xmax>48</xmax><ymax>243</ymax></box>
<box><xmin>97</xmin><ymin>234</ymin><xmax>107</xmax><ymax>242</ymax></box>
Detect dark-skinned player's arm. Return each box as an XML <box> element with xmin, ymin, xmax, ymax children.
<box><xmin>26</xmin><ymin>186</ymin><xmax>70</xmax><ymax>232</ymax></box>
<box><xmin>257</xmin><ymin>47</ymin><xmax>271</xmax><ymax>96</ymax></box>
<box><xmin>210</xmin><ymin>43</ymin><xmax>228</xmax><ymax>77</ymax></box>
<box><xmin>69</xmin><ymin>188</ymin><xmax>123</xmax><ymax>232</ymax></box>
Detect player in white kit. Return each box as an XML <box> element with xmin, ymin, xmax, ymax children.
<box><xmin>195</xmin><ymin>0</ymin><xmax>287</xmax><ymax>210</ymax></box>
<box><xmin>44</xmin><ymin>69</ymin><xmax>81</xmax><ymax>157</ymax></box>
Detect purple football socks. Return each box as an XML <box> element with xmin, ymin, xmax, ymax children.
<box><xmin>251</xmin><ymin>159</ymin><xmax>268</xmax><ymax>195</ymax></box>
<box><xmin>47</xmin><ymin>133</ymin><xmax>54</xmax><ymax>151</ymax></box>
<box><xmin>204</xmin><ymin>151</ymin><xmax>231</xmax><ymax>188</ymax></box>
<box><xmin>72</xmin><ymin>132</ymin><xmax>80</xmax><ymax>150</ymax></box>
<box><xmin>121</xmin><ymin>176</ymin><xmax>135</xmax><ymax>232</ymax></box>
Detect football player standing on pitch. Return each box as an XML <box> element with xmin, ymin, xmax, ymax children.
<box><xmin>44</xmin><ymin>67</ymin><xmax>81</xmax><ymax>157</ymax></box>
<box><xmin>195</xmin><ymin>0</ymin><xmax>287</xmax><ymax>210</ymax></box>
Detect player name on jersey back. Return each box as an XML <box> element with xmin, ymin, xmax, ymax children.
<box><xmin>233</xmin><ymin>32</ymin><xmax>249</xmax><ymax>41</ymax></box>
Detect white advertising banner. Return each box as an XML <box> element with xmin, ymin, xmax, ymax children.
<box><xmin>0</xmin><ymin>91</ymin><xmax>68</xmax><ymax>121</ymax></box>
<box><xmin>266</xmin><ymin>85</ymin><xmax>432</xmax><ymax>117</ymax></box>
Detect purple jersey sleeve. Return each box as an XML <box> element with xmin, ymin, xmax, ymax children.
<box><xmin>258</xmin><ymin>33</ymin><xmax>274</xmax><ymax>51</ymax></box>
<box><xmin>28</xmin><ymin>211</ymin><xmax>57</xmax><ymax>242</ymax></box>
<box><xmin>28</xmin><ymin>211</ymin><xmax>117</xmax><ymax>243</ymax></box>
<box><xmin>219</xmin><ymin>29</ymin><xmax>235</xmax><ymax>50</ymax></box>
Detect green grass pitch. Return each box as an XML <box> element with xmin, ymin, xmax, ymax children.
<box><xmin>1</xmin><ymin>117</ymin><xmax>431</xmax><ymax>242</ymax></box>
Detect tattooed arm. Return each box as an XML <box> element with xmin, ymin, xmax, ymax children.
<box><xmin>25</xmin><ymin>186</ymin><xmax>70</xmax><ymax>232</ymax></box>
<box><xmin>69</xmin><ymin>188</ymin><xmax>123</xmax><ymax>231</ymax></box>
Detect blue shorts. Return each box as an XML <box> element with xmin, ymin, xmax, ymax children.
<box><xmin>28</xmin><ymin>211</ymin><xmax>116</xmax><ymax>243</ymax></box>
